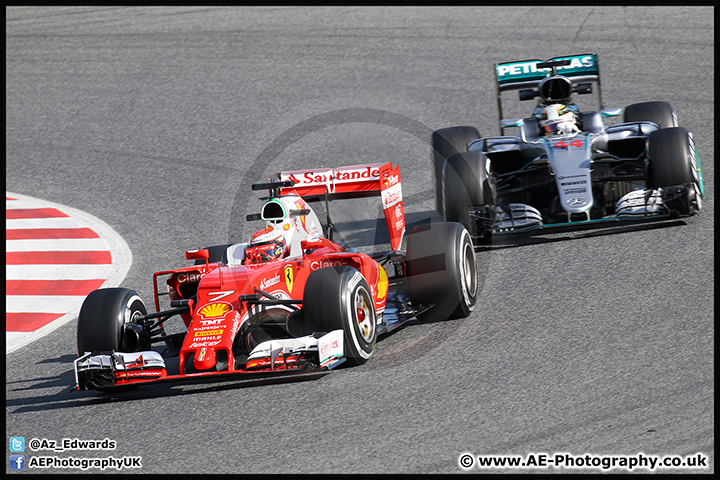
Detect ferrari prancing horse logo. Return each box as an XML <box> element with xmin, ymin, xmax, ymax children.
<box><xmin>284</xmin><ymin>265</ymin><xmax>294</xmax><ymax>293</ymax></box>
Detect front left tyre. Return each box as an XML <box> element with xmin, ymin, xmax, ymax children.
<box><xmin>302</xmin><ymin>266</ymin><xmax>377</xmax><ymax>366</ymax></box>
<box><xmin>647</xmin><ymin>127</ymin><xmax>703</xmax><ymax>216</ymax></box>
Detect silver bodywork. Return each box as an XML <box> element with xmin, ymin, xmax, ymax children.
<box><xmin>466</xmin><ymin>120</ymin><xmax>687</xmax><ymax>234</ymax></box>
<box><xmin>438</xmin><ymin>53</ymin><xmax>702</xmax><ymax>239</ymax></box>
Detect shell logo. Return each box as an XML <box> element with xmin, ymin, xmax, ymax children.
<box><xmin>197</xmin><ymin>302</ymin><xmax>232</xmax><ymax>319</ymax></box>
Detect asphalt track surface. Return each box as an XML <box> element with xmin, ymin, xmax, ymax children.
<box><xmin>6</xmin><ymin>6</ymin><xmax>714</xmax><ymax>474</ymax></box>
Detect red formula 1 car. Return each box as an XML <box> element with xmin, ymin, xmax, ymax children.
<box><xmin>74</xmin><ymin>162</ymin><xmax>477</xmax><ymax>391</ymax></box>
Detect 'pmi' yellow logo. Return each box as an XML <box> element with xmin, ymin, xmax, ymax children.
<box><xmin>198</xmin><ymin>302</ymin><xmax>232</xmax><ymax>319</ymax></box>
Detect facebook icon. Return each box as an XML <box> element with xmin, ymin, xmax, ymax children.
<box><xmin>10</xmin><ymin>455</ymin><xmax>25</xmax><ymax>470</ymax></box>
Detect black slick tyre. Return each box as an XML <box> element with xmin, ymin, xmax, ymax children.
<box><xmin>624</xmin><ymin>101</ymin><xmax>678</xmax><ymax>128</ymax></box>
<box><xmin>647</xmin><ymin>127</ymin><xmax>703</xmax><ymax>216</ymax></box>
<box><xmin>302</xmin><ymin>266</ymin><xmax>376</xmax><ymax>366</ymax></box>
<box><xmin>77</xmin><ymin>288</ymin><xmax>148</xmax><ymax>355</ymax></box>
<box><xmin>406</xmin><ymin>221</ymin><xmax>478</xmax><ymax>322</ymax></box>
<box><xmin>432</xmin><ymin>126</ymin><xmax>481</xmax><ymax>214</ymax></box>
<box><xmin>442</xmin><ymin>151</ymin><xmax>495</xmax><ymax>242</ymax></box>
<box><xmin>648</xmin><ymin>127</ymin><xmax>695</xmax><ymax>188</ymax></box>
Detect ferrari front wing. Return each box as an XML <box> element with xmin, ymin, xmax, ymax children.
<box><xmin>74</xmin><ymin>330</ymin><xmax>346</xmax><ymax>391</ymax></box>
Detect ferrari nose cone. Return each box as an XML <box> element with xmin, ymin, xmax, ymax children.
<box><xmin>193</xmin><ymin>346</ymin><xmax>217</xmax><ymax>371</ymax></box>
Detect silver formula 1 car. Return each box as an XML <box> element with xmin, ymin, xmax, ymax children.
<box><xmin>432</xmin><ymin>53</ymin><xmax>704</xmax><ymax>243</ymax></box>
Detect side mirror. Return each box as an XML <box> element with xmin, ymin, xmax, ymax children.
<box><xmin>185</xmin><ymin>248</ymin><xmax>209</xmax><ymax>261</ymax></box>
<box><xmin>301</xmin><ymin>238</ymin><xmax>326</xmax><ymax>251</ymax></box>
<box><xmin>501</xmin><ymin>118</ymin><xmax>529</xmax><ymax>142</ymax></box>
<box><xmin>601</xmin><ymin>107</ymin><xmax>623</xmax><ymax>117</ymax></box>
<box><xmin>300</xmin><ymin>238</ymin><xmax>332</xmax><ymax>255</ymax></box>
<box><xmin>501</xmin><ymin>118</ymin><xmax>524</xmax><ymax>128</ymax></box>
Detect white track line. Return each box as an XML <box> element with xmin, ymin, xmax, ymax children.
<box><xmin>6</xmin><ymin>264</ymin><xmax>117</xmax><ymax>280</ymax></box>
<box><xmin>6</xmin><ymin>238</ymin><xmax>110</xmax><ymax>252</ymax></box>
<box><xmin>6</xmin><ymin>192</ymin><xmax>132</xmax><ymax>354</ymax></box>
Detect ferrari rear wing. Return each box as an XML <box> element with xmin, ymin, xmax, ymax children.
<box><xmin>494</xmin><ymin>53</ymin><xmax>603</xmax><ymax>133</ymax></box>
<box><xmin>269</xmin><ymin>163</ymin><xmax>395</xmax><ymax>197</ymax></box>
<box><xmin>257</xmin><ymin>162</ymin><xmax>406</xmax><ymax>251</ymax></box>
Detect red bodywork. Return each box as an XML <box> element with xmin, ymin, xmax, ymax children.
<box><xmin>155</xmin><ymin>237</ymin><xmax>387</xmax><ymax>376</ymax></box>
<box><xmin>116</xmin><ymin>162</ymin><xmax>402</xmax><ymax>383</ymax></box>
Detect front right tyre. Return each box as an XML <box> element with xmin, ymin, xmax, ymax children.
<box><xmin>77</xmin><ymin>288</ymin><xmax>148</xmax><ymax>355</ymax></box>
<box><xmin>432</xmin><ymin>126</ymin><xmax>482</xmax><ymax>215</ymax></box>
<box><xmin>623</xmin><ymin>101</ymin><xmax>678</xmax><ymax>129</ymax></box>
<box><xmin>442</xmin><ymin>151</ymin><xmax>496</xmax><ymax>243</ymax></box>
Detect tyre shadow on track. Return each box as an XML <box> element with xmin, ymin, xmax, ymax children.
<box><xmin>6</xmin><ymin>367</ymin><xmax>331</xmax><ymax>413</ymax></box>
<box><xmin>6</xmin><ymin>319</ymin><xmax>461</xmax><ymax>411</ymax></box>
<box><xmin>7</xmin><ymin>316</ymin><xmax>467</xmax><ymax>411</ymax></box>
<box><xmin>367</xmin><ymin>316</ymin><xmax>470</xmax><ymax>371</ymax></box>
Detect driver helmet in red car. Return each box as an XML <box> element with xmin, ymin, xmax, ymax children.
<box><xmin>539</xmin><ymin>104</ymin><xmax>579</xmax><ymax>135</ymax></box>
<box><xmin>244</xmin><ymin>228</ymin><xmax>289</xmax><ymax>264</ymax></box>
<box><xmin>242</xmin><ymin>195</ymin><xmax>324</xmax><ymax>264</ymax></box>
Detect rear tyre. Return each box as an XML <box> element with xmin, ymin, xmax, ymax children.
<box><xmin>77</xmin><ymin>288</ymin><xmax>148</xmax><ymax>355</ymax></box>
<box><xmin>302</xmin><ymin>266</ymin><xmax>376</xmax><ymax>366</ymax></box>
<box><xmin>406</xmin><ymin>222</ymin><xmax>478</xmax><ymax>322</ymax></box>
<box><xmin>624</xmin><ymin>101</ymin><xmax>678</xmax><ymax>128</ymax></box>
<box><xmin>432</xmin><ymin>126</ymin><xmax>481</xmax><ymax>215</ymax></box>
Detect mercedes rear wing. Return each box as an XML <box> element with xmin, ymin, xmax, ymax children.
<box><xmin>494</xmin><ymin>53</ymin><xmax>603</xmax><ymax>134</ymax></box>
<box><xmin>253</xmin><ymin>162</ymin><xmax>406</xmax><ymax>251</ymax></box>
